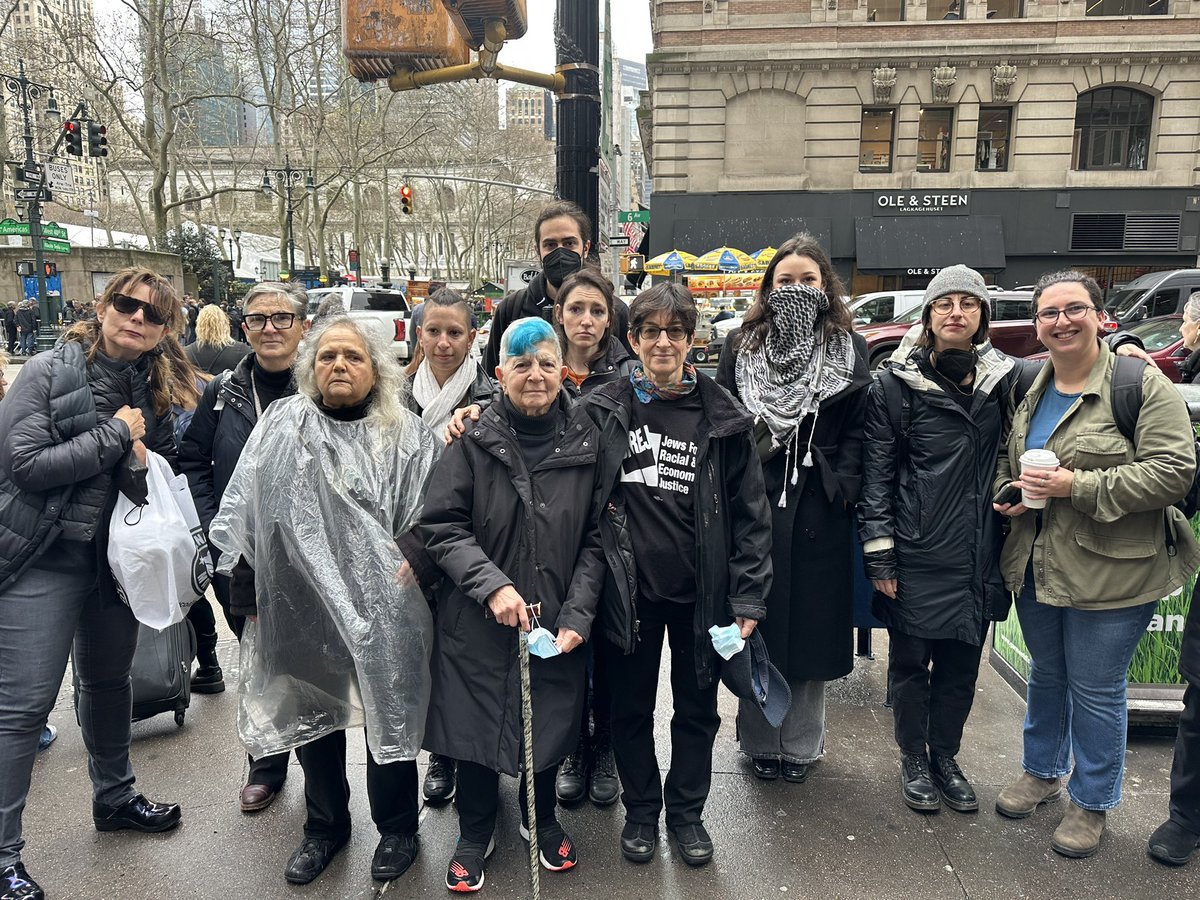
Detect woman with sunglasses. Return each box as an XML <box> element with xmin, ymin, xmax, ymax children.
<box><xmin>0</xmin><ymin>267</ymin><xmax>191</xmax><ymax>900</ymax></box>
<box><xmin>992</xmin><ymin>270</ymin><xmax>1200</xmax><ymax>859</ymax></box>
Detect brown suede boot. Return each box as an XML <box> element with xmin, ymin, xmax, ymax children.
<box><xmin>1051</xmin><ymin>802</ymin><xmax>1106</xmax><ymax>858</ymax></box>
<box><xmin>995</xmin><ymin>772</ymin><xmax>1063</xmax><ymax>819</ymax></box>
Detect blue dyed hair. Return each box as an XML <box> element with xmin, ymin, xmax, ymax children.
<box><xmin>500</xmin><ymin>316</ymin><xmax>561</xmax><ymax>365</ymax></box>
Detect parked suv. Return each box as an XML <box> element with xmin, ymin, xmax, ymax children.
<box><xmin>1106</xmin><ymin>269</ymin><xmax>1200</xmax><ymax>328</ymax></box>
<box><xmin>849</xmin><ymin>290</ymin><xmax>925</xmax><ymax>327</ymax></box>
<box><xmin>306</xmin><ymin>286</ymin><xmax>413</xmax><ymax>359</ymax></box>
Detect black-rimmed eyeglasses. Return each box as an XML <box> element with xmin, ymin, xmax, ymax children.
<box><xmin>243</xmin><ymin>312</ymin><xmax>297</xmax><ymax>331</ymax></box>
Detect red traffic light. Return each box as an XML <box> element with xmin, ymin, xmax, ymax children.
<box><xmin>400</xmin><ymin>184</ymin><xmax>414</xmax><ymax>215</ymax></box>
<box><xmin>62</xmin><ymin>119</ymin><xmax>83</xmax><ymax>156</ymax></box>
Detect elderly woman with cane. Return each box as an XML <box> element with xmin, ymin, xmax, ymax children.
<box><xmin>421</xmin><ymin>317</ymin><xmax>605</xmax><ymax>893</ymax></box>
<box><xmin>209</xmin><ymin>316</ymin><xmax>442</xmax><ymax>887</ymax></box>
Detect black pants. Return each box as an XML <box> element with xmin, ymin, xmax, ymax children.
<box><xmin>456</xmin><ymin>760</ymin><xmax>557</xmax><ymax>844</ymax></box>
<box><xmin>602</xmin><ymin>599</ymin><xmax>720</xmax><ymax>829</ymax></box>
<box><xmin>573</xmin><ymin>642</ymin><xmax>613</xmax><ymax>747</ymax></box>
<box><xmin>296</xmin><ymin>729</ymin><xmax>418</xmax><ymax>840</ymax></box>
<box><xmin>3</xmin><ymin>325</ymin><xmax>15</xmax><ymax>354</ymax></box>
<box><xmin>887</xmin><ymin>628</ymin><xmax>984</xmax><ymax>758</ymax></box>
<box><xmin>185</xmin><ymin>596</ymin><xmax>219</xmax><ymax>667</ymax></box>
<box><xmin>1169</xmin><ymin>680</ymin><xmax>1200</xmax><ymax>834</ymax></box>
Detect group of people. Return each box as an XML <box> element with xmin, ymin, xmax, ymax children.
<box><xmin>1</xmin><ymin>301</ymin><xmax>41</xmax><ymax>357</ymax></box>
<box><xmin>2</xmin><ymin>199</ymin><xmax>1200</xmax><ymax>900</ymax></box>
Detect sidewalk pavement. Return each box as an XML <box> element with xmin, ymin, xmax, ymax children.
<box><xmin>21</xmin><ymin>623</ymin><xmax>1200</xmax><ymax>900</ymax></box>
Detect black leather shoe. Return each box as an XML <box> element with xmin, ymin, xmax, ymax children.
<box><xmin>556</xmin><ymin>749</ymin><xmax>588</xmax><ymax>805</ymax></box>
<box><xmin>93</xmin><ymin>794</ymin><xmax>182</xmax><ymax>832</ymax></box>
<box><xmin>670</xmin><ymin>823</ymin><xmax>714</xmax><ymax>867</ymax></box>
<box><xmin>752</xmin><ymin>757</ymin><xmax>780</xmax><ymax>780</ymax></box>
<box><xmin>372</xmin><ymin>833</ymin><xmax>418</xmax><ymax>882</ymax></box>
<box><xmin>422</xmin><ymin>754</ymin><xmax>456</xmax><ymax>803</ymax></box>
<box><xmin>929</xmin><ymin>754</ymin><xmax>978</xmax><ymax>812</ymax></box>
<box><xmin>620</xmin><ymin>822</ymin><xmax>657</xmax><ymax>863</ymax></box>
<box><xmin>190</xmin><ymin>664</ymin><xmax>225</xmax><ymax>694</ymax></box>
<box><xmin>782</xmin><ymin>761</ymin><xmax>809</xmax><ymax>783</ymax></box>
<box><xmin>1148</xmin><ymin>819</ymin><xmax>1200</xmax><ymax>866</ymax></box>
<box><xmin>284</xmin><ymin>833</ymin><xmax>349</xmax><ymax>885</ymax></box>
<box><xmin>900</xmin><ymin>753</ymin><xmax>940</xmax><ymax>812</ymax></box>
<box><xmin>0</xmin><ymin>862</ymin><xmax>43</xmax><ymax>900</ymax></box>
<box><xmin>589</xmin><ymin>734</ymin><xmax>619</xmax><ymax>806</ymax></box>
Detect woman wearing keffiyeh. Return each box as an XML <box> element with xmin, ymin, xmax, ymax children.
<box><xmin>716</xmin><ymin>233</ymin><xmax>871</xmax><ymax>784</ymax></box>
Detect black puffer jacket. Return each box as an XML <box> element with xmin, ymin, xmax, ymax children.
<box><xmin>179</xmin><ymin>353</ymin><xmax>293</xmax><ymax>531</ymax></box>
<box><xmin>562</xmin><ymin>336</ymin><xmax>637</xmax><ymax>398</ymax></box>
<box><xmin>583</xmin><ymin>374</ymin><xmax>773</xmax><ymax>689</ymax></box>
<box><xmin>858</xmin><ymin>342</ymin><xmax>1020</xmax><ymax>642</ymax></box>
<box><xmin>15</xmin><ymin>306</ymin><xmax>39</xmax><ymax>331</ymax></box>
<box><xmin>0</xmin><ymin>339</ymin><xmax>175</xmax><ymax>592</ymax></box>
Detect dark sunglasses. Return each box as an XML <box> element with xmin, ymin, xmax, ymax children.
<box><xmin>109</xmin><ymin>292</ymin><xmax>167</xmax><ymax>326</ymax></box>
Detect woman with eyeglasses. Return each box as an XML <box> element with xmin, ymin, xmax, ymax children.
<box><xmin>991</xmin><ymin>270</ymin><xmax>1200</xmax><ymax>859</ymax></box>
<box><xmin>714</xmin><ymin>234</ymin><xmax>871</xmax><ymax>786</ymax></box>
<box><xmin>0</xmin><ymin>267</ymin><xmax>192</xmax><ymax>899</ymax></box>
<box><xmin>179</xmin><ymin>281</ymin><xmax>310</xmax><ymax>818</ymax></box>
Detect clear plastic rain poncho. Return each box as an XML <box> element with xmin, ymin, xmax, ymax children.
<box><xmin>209</xmin><ymin>394</ymin><xmax>441</xmax><ymax>764</ymax></box>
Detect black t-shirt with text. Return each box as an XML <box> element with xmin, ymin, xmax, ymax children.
<box><xmin>620</xmin><ymin>389</ymin><xmax>704</xmax><ymax>603</ymax></box>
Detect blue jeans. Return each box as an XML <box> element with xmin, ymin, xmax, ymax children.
<box><xmin>0</xmin><ymin>557</ymin><xmax>140</xmax><ymax>867</ymax></box>
<box><xmin>1015</xmin><ymin>579</ymin><xmax>1155</xmax><ymax>810</ymax></box>
<box><xmin>18</xmin><ymin>331</ymin><xmax>35</xmax><ymax>355</ymax></box>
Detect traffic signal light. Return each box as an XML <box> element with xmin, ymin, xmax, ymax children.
<box><xmin>87</xmin><ymin>121</ymin><xmax>108</xmax><ymax>158</ymax></box>
<box><xmin>43</xmin><ymin>261</ymin><xmax>57</xmax><ymax>277</ymax></box>
<box><xmin>400</xmin><ymin>184</ymin><xmax>414</xmax><ymax>215</ymax></box>
<box><xmin>63</xmin><ymin>119</ymin><xmax>83</xmax><ymax>156</ymax></box>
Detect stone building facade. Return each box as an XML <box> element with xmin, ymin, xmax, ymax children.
<box><xmin>645</xmin><ymin>0</ymin><xmax>1200</xmax><ymax>294</ymax></box>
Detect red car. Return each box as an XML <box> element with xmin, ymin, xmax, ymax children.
<box><xmin>1027</xmin><ymin>314</ymin><xmax>1188</xmax><ymax>383</ymax></box>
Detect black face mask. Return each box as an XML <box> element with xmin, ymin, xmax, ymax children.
<box><xmin>933</xmin><ymin>347</ymin><xmax>977</xmax><ymax>384</ymax></box>
<box><xmin>542</xmin><ymin>247</ymin><xmax>583</xmax><ymax>288</ymax></box>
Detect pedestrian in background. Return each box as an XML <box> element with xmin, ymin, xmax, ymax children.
<box><xmin>185</xmin><ymin>304</ymin><xmax>251</xmax><ymax>376</ymax></box>
<box><xmin>0</xmin><ymin>267</ymin><xmax>189</xmax><ymax>900</ymax></box>
<box><xmin>210</xmin><ymin>316</ymin><xmax>442</xmax><ymax>887</ymax></box>
<box><xmin>585</xmin><ymin>284</ymin><xmax>772</xmax><ymax>867</ymax></box>
<box><xmin>421</xmin><ymin>317</ymin><xmax>604</xmax><ymax>892</ymax></box>
<box><xmin>993</xmin><ymin>270</ymin><xmax>1200</xmax><ymax>858</ymax></box>
<box><xmin>15</xmin><ymin>301</ymin><xmax>39</xmax><ymax>356</ymax></box>
<box><xmin>1</xmin><ymin>303</ymin><xmax>16</xmax><ymax>355</ymax></box>
<box><xmin>859</xmin><ymin>266</ymin><xmax>1017</xmax><ymax>815</ymax></box>
<box><xmin>179</xmin><ymin>281</ymin><xmax>310</xmax><ymax>814</ymax></box>
<box><xmin>715</xmin><ymin>233</ymin><xmax>871</xmax><ymax>784</ymax></box>
<box><xmin>1178</xmin><ymin>292</ymin><xmax>1200</xmax><ymax>384</ymax></box>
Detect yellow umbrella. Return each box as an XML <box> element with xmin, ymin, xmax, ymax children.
<box><xmin>643</xmin><ymin>249</ymin><xmax>697</xmax><ymax>277</ymax></box>
<box><xmin>689</xmin><ymin>246</ymin><xmax>756</xmax><ymax>273</ymax></box>
<box><xmin>750</xmin><ymin>246</ymin><xmax>777</xmax><ymax>270</ymax></box>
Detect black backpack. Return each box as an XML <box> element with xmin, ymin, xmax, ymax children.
<box><xmin>1012</xmin><ymin>356</ymin><xmax>1200</xmax><ymax>519</ymax></box>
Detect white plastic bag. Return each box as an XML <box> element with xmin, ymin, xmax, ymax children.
<box><xmin>108</xmin><ymin>451</ymin><xmax>211</xmax><ymax>629</ymax></box>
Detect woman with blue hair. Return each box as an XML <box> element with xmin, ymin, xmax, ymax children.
<box><xmin>420</xmin><ymin>316</ymin><xmax>606</xmax><ymax>892</ymax></box>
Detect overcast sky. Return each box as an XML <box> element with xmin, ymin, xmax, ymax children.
<box><xmin>505</xmin><ymin>0</ymin><xmax>654</xmax><ymax>70</ymax></box>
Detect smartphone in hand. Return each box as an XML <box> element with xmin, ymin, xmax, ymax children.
<box><xmin>993</xmin><ymin>484</ymin><xmax>1022</xmax><ymax>507</ymax></box>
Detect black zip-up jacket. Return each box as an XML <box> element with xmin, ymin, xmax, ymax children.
<box><xmin>562</xmin><ymin>336</ymin><xmax>637</xmax><ymax>399</ymax></box>
<box><xmin>583</xmin><ymin>373</ymin><xmax>773</xmax><ymax>689</ymax></box>
<box><xmin>15</xmin><ymin>306</ymin><xmax>39</xmax><ymax>331</ymax></box>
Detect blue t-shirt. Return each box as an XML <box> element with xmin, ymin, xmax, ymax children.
<box><xmin>1026</xmin><ymin>384</ymin><xmax>1080</xmax><ymax>451</ymax></box>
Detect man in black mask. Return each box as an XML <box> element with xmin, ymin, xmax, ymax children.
<box><xmin>483</xmin><ymin>201</ymin><xmax>632</xmax><ymax>371</ymax></box>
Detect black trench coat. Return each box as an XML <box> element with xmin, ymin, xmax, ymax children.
<box><xmin>717</xmin><ymin>328</ymin><xmax>872</xmax><ymax>681</ymax></box>
<box><xmin>419</xmin><ymin>394</ymin><xmax>606</xmax><ymax>775</ymax></box>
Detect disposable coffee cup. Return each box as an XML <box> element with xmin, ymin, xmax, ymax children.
<box><xmin>1019</xmin><ymin>449</ymin><xmax>1060</xmax><ymax>509</ymax></box>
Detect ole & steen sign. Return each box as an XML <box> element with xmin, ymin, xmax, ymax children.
<box><xmin>874</xmin><ymin>192</ymin><xmax>971</xmax><ymax>215</ymax></box>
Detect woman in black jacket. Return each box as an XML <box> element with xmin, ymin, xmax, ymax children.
<box><xmin>715</xmin><ymin>234</ymin><xmax>871</xmax><ymax>784</ymax></box>
<box><xmin>858</xmin><ymin>266</ymin><xmax>1014</xmax><ymax>815</ymax></box>
<box><xmin>185</xmin><ymin>304</ymin><xmax>251</xmax><ymax>376</ymax></box>
<box><xmin>586</xmin><ymin>284</ymin><xmax>772</xmax><ymax>868</ymax></box>
<box><xmin>0</xmin><ymin>267</ymin><xmax>187</xmax><ymax>900</ymax></box>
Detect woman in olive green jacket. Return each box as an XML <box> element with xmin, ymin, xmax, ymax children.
<box><xmin>992</xmin><ymin>270</ymin><xmax>1200</xmax><ymax>861</ymax></box>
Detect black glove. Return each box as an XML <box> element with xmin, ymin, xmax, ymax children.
<box><xmin>863</xmin><ymin>548</ymin><xmax>898</xmax><ymax>582</ymax></box>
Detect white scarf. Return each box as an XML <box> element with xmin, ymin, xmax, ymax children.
<box><xmin>413</xmin><ymin>358</ymin><xmax>478</xmax><ymax>433</ymax></box>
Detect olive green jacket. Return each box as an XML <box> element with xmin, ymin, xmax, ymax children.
<box><xmin>995</xmin><ymin>342</ymin><xmax>1200</xmax><ymax>609</ymax></box>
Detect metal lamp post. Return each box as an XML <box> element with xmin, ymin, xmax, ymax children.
<box><xmin>2</xmin><ymin>59</ymin><xmax>60</xmax><ymax>351</ymax></box>
<box><xmin>261</xmin><ymin>155</ymin><xmax>314</xmax><ymax>280</ymax></box>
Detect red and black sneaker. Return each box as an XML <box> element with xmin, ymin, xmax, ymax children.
<box><xmin>519</xmin><ymin>820</ymin><xmax>578</xmax><ymax>872</ymax></box>
<box><xmin>445</xmin><ymin>836</ymin><xmax>495</xmax><ymax>893</ymax></box>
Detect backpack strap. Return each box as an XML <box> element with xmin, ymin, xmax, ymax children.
<box><xmin>879</xmin><ymin>373</ymin><xmax>912</xmax><ymax>460</ymax></box>
<box><xmin>1109</xmin><ymin>355</ymin><xmax>1146</xmax><ymax>443</ymax></box>
<box><xmin>1011</xmin><ymin>360</ymin><xmax>1040</xmax><ymax>409</ymax></box>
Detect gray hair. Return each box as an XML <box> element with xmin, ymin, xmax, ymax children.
<box><xmin>242</xmin><ymin>281</ymin><xmax>308</xmax><ymax>318</ymax></box>
<box><xmin>1185</xmin><ymin>291</ymin><xmax>1200</xmax><ymax>324</ymax></box>
<box><xmin>294</xmin><ymin>315</ymin><xmax>410</xmax><ymax>439</ymax></box>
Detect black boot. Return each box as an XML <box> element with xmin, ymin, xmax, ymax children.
<box><xmin>929</xmin><ymin>754</ymin><xmax>978</xmax><ymax>812</ymax></box>
<box><xmin>588</xmin><ymin>729</ymin><xmax>619</xmax><ymax>806</ymax></box>
<box><xmin>556</xmin><ymin>746</ymin><xmax>588</xmax><ymax>805</ymax></box>
<box><xmin>191</xmin><ymin>632</ymin><xmax>224</xmax><ymax>694</ymax></box>
<box><xmin>900</xmin><ymin>753</ymin><xmax>940</xmax><ymax>813</ymax></box>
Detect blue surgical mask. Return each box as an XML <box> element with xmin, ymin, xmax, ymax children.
<box><xmin>526</xmin><ymin>626</ymin><xmax>561</xmax><ymax>659</ymax></box>
<box><xmin>708</xmin><ymin>623</ymin><xmax>745</xmax><ymax>661</ymax></box>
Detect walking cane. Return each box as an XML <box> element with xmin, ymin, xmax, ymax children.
<box><xmin>519</xmin><ymin>623</ymin><xmax>541</xmax><ymax>900</ymax></box>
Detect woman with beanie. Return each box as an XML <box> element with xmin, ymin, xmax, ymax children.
<box><xmin>715</xmin><ymin>233</ymin><xmax>871</xmax><ymax>783</ymax></box>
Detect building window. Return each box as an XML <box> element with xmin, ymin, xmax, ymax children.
<box><xmin>986</xmin><ymin>0</ymin><xmax>1023</xmax><ymax>16</ymax></box>
<box><xmin>1072</xmin><ymin>87</ymin><xmax>1152</xmax><ymax>171</ymax></box>
<box><xmin>928</xmin><ymin>0</ymin><xmax>963</xmax><ymax>18</ymax></box>
<box><xmin>917</xmin><ymin>108</ymin><xmax>953</xmax><ymax>172</ymax></box>
<box><xmin>1085</xmin><ymin>0</ymin><xmax>1166</xmax><ymax>14</ymax></box>
<box><xmin>866</xmin><ymin>0</ymin><xmax>904</xmax><ymax>21</ymax></box>
<box><xmin>976</xmin><ymin>107</ymin><xmax>1011</xmax><ymax>171</ymax></box>
<box><xmin>859</xmin><ymin>108</ymin><xmax>896</xmax><ymax>172</ymax></box>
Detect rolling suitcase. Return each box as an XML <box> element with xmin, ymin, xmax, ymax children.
<box><xmin>73</xmin><ymin>618</ymin><xmax>197</xmax><ymax>727</ymax></box>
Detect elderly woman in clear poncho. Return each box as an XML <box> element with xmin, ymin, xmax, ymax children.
<box><xmin>209</xmin><ymin>316</ymin><xmax>441</xmax><ymax>888</ymax></box>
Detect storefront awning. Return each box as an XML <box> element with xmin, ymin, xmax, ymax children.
<box><xmin>854</xmin><ymin>216</ymin><xmax>1006</xmax><ymax>272</ymax></box>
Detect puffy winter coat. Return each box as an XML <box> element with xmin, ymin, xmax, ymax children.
<box><xmin>15</xmin><ymin>306</ymin><xmax>38</xmax><ymax>331</ymax></box>
<box><xmin>561</xmin><ymin>335</ymin><xmax>637</xmax><ymax>398</ymax></box>
<box><xmin>0</xmin><ymin>338</ymin><xmax>176</xmax><ymax>592</ymax></box>
<box><xmin>858</xmin><ymin>342</ymin><xmax>1017</xmax><ymax>643</ymax></box>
